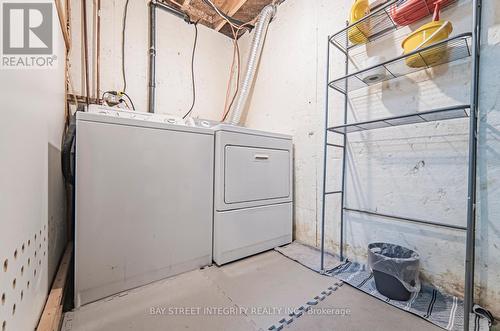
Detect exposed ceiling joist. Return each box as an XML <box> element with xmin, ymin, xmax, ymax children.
<box><xmin>160</xmin><ymin>0</ymin><xmax>275</xmax><ymax>38</ymax></box>
<box><xmin>181</xmin><ymin>0</ymin><xmax>191</xmax><ymax>10</ymax></box>
<box><xmin>165</xmin><ymin>0</ymin><xmax>214</xmax><ymax>22</ymax></box>
<box><xmin>214</xmin><ymin>0</ymin><xmax>250</xmax><ymax>31</ymax></box>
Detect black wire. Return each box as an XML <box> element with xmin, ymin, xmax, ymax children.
<box><xmin>182</xmin><ymin>22</ymin><xmax>199</xmax><ymax>119</ymax></box>
<box><xmin>122</xmin><ymin>0</ymin><xmax>130</xmax><ymax>93</ymax></box>
<box><xmin>122</xmin><ymin>92</ymin><xmax>136</xmax><ymax>111</ymax></box>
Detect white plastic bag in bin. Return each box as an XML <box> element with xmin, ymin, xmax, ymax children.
<box><xmin>368</xmin><ymin>242</ymin><xmax>421</xmax><ymax>293</ymax></box>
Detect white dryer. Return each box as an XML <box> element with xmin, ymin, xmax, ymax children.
<box><xmin>75</xmin><ymin>106</ymin><xmax>214</xmax><ymax>307</ymax></box>
<box><xmin>213</xmin><ymin>124</ymin><xmax>293</xmax><ymax>265</ymax></box>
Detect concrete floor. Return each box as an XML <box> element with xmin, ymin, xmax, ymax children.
<box><xmin>62</xmin><ymin>251</ymin><xmax>441</xmax><ymax>331</ymax></box>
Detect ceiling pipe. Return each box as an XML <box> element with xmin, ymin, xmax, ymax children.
<box><xmin>148</xmin><ymin>0</ymin><xmax>191</xmax><ymax>113</ymax></box>
<box><xmin>226</xmin><ymin>4</ymin><xmax>276</xmax><ymax>126</ymax></box>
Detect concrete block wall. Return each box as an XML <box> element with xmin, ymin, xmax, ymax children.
<box><xmin>239</xmin><ymin>0</ymin><xmax>500</xmax><ymax>317</ymax></box>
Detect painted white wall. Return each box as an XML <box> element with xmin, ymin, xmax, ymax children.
<box><xmin>69</xmin><ymin>0</ymin><xmax>233</xmax><ymax>120</ymax></box>
<box><xmin>238</xmin><ymin>0</ymin><xmax>499</xmax><ymax>316</ymax></box>
<box><xmin>0</xmin><ymin>4</ymin><xmax>67</xmax><ymax>331</ymax></box>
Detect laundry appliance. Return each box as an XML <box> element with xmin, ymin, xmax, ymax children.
<box><xmin>212</xmin><ymin>124</ymin><xmax>293</xmax><ymax>265</ymax></box>
<box><xmin>75</xmin><ymin>106</ymin><xmax>214</xmax><ymax>307</ymax></box>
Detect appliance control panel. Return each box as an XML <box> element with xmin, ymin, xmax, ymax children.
<box><xmin>87</xmin><ymin>105</ymin><xmax>221</xmax><ymax>128</ymax></box>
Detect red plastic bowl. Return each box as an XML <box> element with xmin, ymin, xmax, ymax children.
<box><xmin>390</xmin><ymin>0</ymin><xmax>454</xmax><ymax>26</ymax></box>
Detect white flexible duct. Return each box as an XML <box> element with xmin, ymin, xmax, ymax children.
<box><xmin>226</xmin><ymin>4</ymin><xmax>276</xmax><ymax>125</ymax></box>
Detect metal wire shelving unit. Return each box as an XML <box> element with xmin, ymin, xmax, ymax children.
<box><xmin>329</xmin><ymin>0</ymin><xmax>457</xmax><ymax>52</ymax></box>
<box><xmin>329</xmin><ymin>33</ymin><xmax>472</xmax><ymax>92</ymax></box>
<box><xmin>320</xmin><ymin>1</ymin><xmax>482</xmax><ymax>330</ymax></box>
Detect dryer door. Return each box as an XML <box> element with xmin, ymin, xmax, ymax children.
<box><xmin>215</xmin><ymin>130</ymin><xmax>293</xmax><ymax>211</ymax></box>
<box><xmin>224</xmin><ymin>146</ymin><xmax>290</xmax><ymax>204</ymax></box>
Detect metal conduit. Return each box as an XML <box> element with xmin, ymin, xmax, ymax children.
<box><xmin>148</xmin><ymin>1</ymin><xmax>191</xmax><ymax>113</ymax></box>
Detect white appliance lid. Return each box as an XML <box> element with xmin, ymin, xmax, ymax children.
<box><xmin>213</xmin><ymin>124</ymin><xmax>292</xmax><ymax>140</ymax></box>
<box><xmin>77</xmin><ymin>105</ymin><xmax>215</xmax><ymax>135</ymax></box>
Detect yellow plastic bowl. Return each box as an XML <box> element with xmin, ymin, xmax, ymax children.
<box><xmin>402</xmin><ymin>20</ymin><xmax>453</xmax><ymax>68</ymax></box>
<box><xmin>348</xmin><ymin>25</ymin><xmax>369</xmax><ymax>44</ymax></box>
<box><xmin>348</xmin><ymin>0</ymin><xmax>370</xmax><ymax>45</ymax></box>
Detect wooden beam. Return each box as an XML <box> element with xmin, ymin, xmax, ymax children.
<box><xmin>168</xmin><ymin>0</ymin><xmax>214</xmax><ymax>23</ymax></box>
<box><xmin>185</xmin><ymin>4</ymin><xmax>214</xmax><ymax>22</ymax></box>
<box><xmin>214</xmin><ymin>0</ymin><xmax>250</xmax><ymax>31</ymax></box>
<box><xmin>36</xmin><ymin>243</ymin><xmax>73</xmax><ymax>331</ymax></box>
<box><xmin>214</xmin><ymin>0</ymin><xmax>231</xmax><ymax>11</ymax></box>
<box><xmin>181</xmin><ymin>0</ymin><xmax>191</xmax><ymax>10</ymax></box>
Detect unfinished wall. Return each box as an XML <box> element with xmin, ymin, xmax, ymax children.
<box><xmin>69</xmin><ymin>0</ymin><xmax>233</xmax><ymax>120</ymax></box>
<box><xmin>0</xmin><ymin>6</ymin><xmax>67</xmax><ymax>331</ymax></box>
<box><xmin>239</xmin><ymin>0</ymin><xmax>499</xmax><ymax>316</ymax></box>
<box><xmin>65</xmin><ymin>0</ymin><xmax>499</xmax><ymax>316</ymax></box>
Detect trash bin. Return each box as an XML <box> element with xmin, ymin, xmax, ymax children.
<box><xmin>368</xmin><ymin>242</ymin><xmax>421</xmax><ymax>301</ymax></box>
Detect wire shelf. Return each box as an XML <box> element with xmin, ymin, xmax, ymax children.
<box><xmin>329</xmin><ymin>0</ymin><xmax>457</xmax><ymax>52</ymax></box>
<box><xmin>329</xmin><ymin>33</ymin><xmax>471</xmax><ymax>94</ymax></box>
<box><xmin>328</xmin><ymin>104</ymin><xmax>470</xmax><ymax>134</ymax></box>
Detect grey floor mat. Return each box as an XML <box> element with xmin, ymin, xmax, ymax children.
<box><xmin>275</xmin><ymin>242</ymin><xmax>493</xmax><ymax>331</ymax></box>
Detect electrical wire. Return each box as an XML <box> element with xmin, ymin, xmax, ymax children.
<box><xmin>102</xmin><ymin>91</ymin><xmax>136</xmax><ymax>111</ymax></box>
<box><xmin>220</xmin><ymin>29</ymin><xmax>251</xmax><ymax>122</ymax></box>
<box><xmin>205</xmin><ymin>0</ymin><xmax>262</xmax><ymax>121</ymax></box>
<box><xmin>221</xmin><ymin>40</ymin><xmax>239</xmax><ymax>121</ymax></box>
<box><xmin>122</xmin><ymin>92</ymin><xmax>136</xmax><ymax>110</ymax></box>
<box><xmin>201</xmin><ymin>0</ymin><xmax>253</xmax><ymax>31</ymax></box>
<box><xmin>222</xmin><ymin>24</ymin><xmax>242</xmax><ymax>122</ymax></box>
<box><xmin>182</xmin><ymin>21</ymin><xmax>199</xmax><ymax>119</ymax></box>
<box><xmin>122</xmin><ymin>0</ymin><xmax>130</xmax><ymax>93</ymax></box>
<box><xmin>220</xmin><ymin>14</ymin><xmax>258</xmax><ymax>121</ymax></box>
<box><xmin>224</xmin><ymin>46</ymin><xmax>240</xmax><ymax>119</ymax></box>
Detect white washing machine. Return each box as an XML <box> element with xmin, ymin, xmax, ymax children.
<box><xmin>75</xmin><ymin>106</ymin><xmax>214</xmax><ymax>307</ymax></box>
<box><xmin>213</xmin><ymin>124</ymin><xmax>293</xmax><ymax>265</ymax></box>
